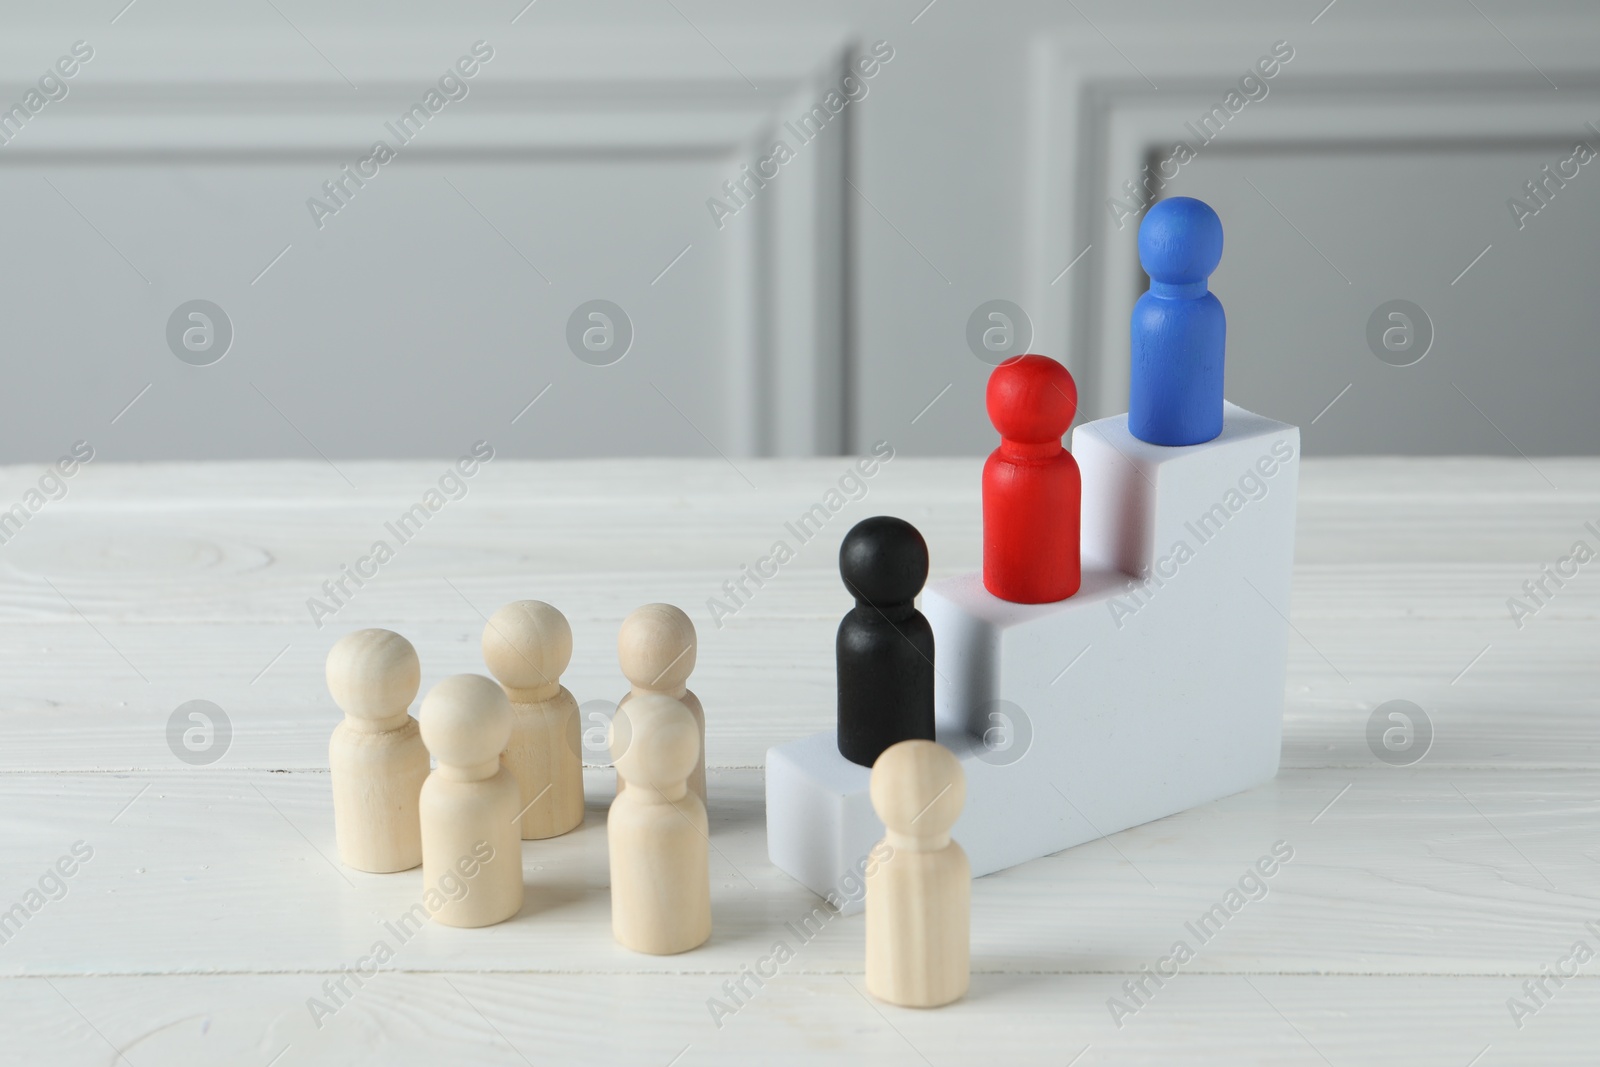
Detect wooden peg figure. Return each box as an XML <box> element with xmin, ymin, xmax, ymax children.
<box><xmin>1129</xmin><ymin>196</ymin><xmax>1226</xmax><ymax>446</ymax></box>
<box><xmin>837</xmin><ymin>516</ymin><xmax>935</xmax><ymax>768</ymax></box>
<box><xmin>617</xmin><ymin>603</ymin><xmax>706</xmax><ymax>805</ymax></box>
<box><xmin>866</xmin><ymin>739</ymin><xmax>970</xmax><ymax>1008</ymax></box>
<box><xmin>418</xmin><ymin>674</ymin><xmax>524</xmax><ymax>928</ymax></box>
<box><xmin>483</xmin><ymin>600</ymin><xmax>584</xmax><ymax>840</ymax></box>
<box><xmin>326</xmin><ymin>629</ymin><xmax>431</xmax><ymax>873</ymax></box>
<box><xmin>608</xmin><ymin>692</ymin><xmax>711</xmax><ymax>955</ymax></box>
<box><xmin>983</xmin><ymin>354</ymin><xmax>1082</xmax><ymax>604</ymax></box>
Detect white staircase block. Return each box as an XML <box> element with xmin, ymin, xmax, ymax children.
<box><xmin>765</xmin><ymin>404</ymin><xmax>1300</xmax><ymax>908</ymax></box>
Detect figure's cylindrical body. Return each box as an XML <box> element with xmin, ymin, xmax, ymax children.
<box><xmin>982</xmin><ymin>443</ymin><xmax>1081</xmax><ymax>603</ymax></box>
<box><xmin>329</xmin><ymin>719</ymin><xmax>429</xmax><ymax>873</ymax></box>
<box><xmin>608</xmin><ymin>790</ymin><xmax>712</xmax><ymax>954</ymax></box>
<box><xmin>502</xmin><ymin>684</ymin><xmax>585</xmax><ymax>840</ymax></box>
<box><xmin>837</xmin><ymin>607</ymin><xmax>935</xmax><ymax>767</ymax></box>
<box><xmin>419</xmin><ymin>767</ymin><xmax>524</xmax><ymax>928</ymax></box>
<box><xmin>1129</xmin><ymin>287</ymin><xmax>1226</xmax><ymax>446</ymax></box>
<box><xmin>866</xmin><ymin>836</ymin><xmax>971</xmax><ymax>1007</ymax></box>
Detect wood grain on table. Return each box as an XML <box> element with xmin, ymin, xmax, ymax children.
<box><xmin>0</xmin><ymin>457</ymin><xmax>1595</xmax><ymax>1066</ymax></box>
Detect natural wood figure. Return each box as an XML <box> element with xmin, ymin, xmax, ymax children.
<box><xmin>483</xmin><ymin>600</ymin><xmax>584</xmax><ymax>840</ymax></box>
<box><xmin>418</xmin><ymin>674</ymin><xmax>524</xmax><ymax>928</ymax></box>
<box><xmin>617</xmin><ymin>603</ymin><xmax>706</xmax><ymax>805</ymax></box>
<box><xmin>607</xmin><ymin>692</ymin><xmax>711</xmax><ymax>955</ymax></box>
<box><xmin>866</xmin><ymin>739</ymin><xmax>970</xmax><ymax>1008</ymax></box>
<box><xmin>326</xmin><ymin>628</ymin><xmax>431</xmax><ymax>873</ymax></box>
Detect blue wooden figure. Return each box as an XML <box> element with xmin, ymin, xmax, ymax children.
<box><xmin>1129</xmin><ymin>197</ymin><xmax>1225</xmax><ymax>446</ymax></box>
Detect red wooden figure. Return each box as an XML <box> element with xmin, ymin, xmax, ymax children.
<box><xmin>982</xmin><ymin>354</ymin><xmax>1081</xmax><ymax>604</ymax></box>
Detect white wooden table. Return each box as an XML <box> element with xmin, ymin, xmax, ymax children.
<box><xmin>1</xmin><ymin>457</ymin><xmax>1596</xmax><ymax>1066</ymax></box>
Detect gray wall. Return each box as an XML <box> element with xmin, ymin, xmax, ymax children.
<box><xmin>1</xmin><ymin>0</ymin><xmax>1596</xmax><ymax>462</ymax></box>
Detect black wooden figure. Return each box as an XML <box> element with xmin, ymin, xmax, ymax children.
<box><xmin>837</xmin><ymin>515</ymin><xmax>936</xmax><ymax>767</ymax></box>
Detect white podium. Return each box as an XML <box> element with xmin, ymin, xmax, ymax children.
<box><xmin>766</xmin><ymin>403</ymin><xmax>1300</xmax><ymax>910</ymax></box>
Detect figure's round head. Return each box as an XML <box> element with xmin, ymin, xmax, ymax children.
<box><xmin>326</xmin><ymin>628</ymin><xmax>421</xmax><ymax>721</ymax></box>
<box><xmin>870</xmin><ymin>739</ymin><xmax>965</xmax><ymax>836</ymax></box>
<box><xmin>482</xmin><ymin>600</ymin><xmax>572</xmax><ymax>690</ymax></box>
<box><xmin>839</xmin><ymin>516</ymin><xmax>928</xmax><ymax>606</ymax></box>
<box><xmin>985</xmin><ymin>354</ymin><xmax>1077</xmax><ymax>443</ymax></box>
<box><xmin>611</xmin><ymin>692</ymin><xmax>698</xmax><ymax>789</ymax></box>
<box><xmin>618</xmin><ymin>602</ymin><xmax>697</xmax><ymax>692</ymax></box>
<box><xmin>419</xmin><ymin>674</ymin><xmax>512</xmax><ymax>767</ymax></box>
<box><xmin>1138</xmin><ymin>196</ymin><xmax>1223</xmax><ymax>285</ymax></box>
